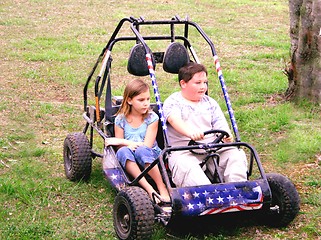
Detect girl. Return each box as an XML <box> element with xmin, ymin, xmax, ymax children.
<box><xmin>105</xmin><ymin>79</ymin><xmax>170</xmax><ymax>203</ymax></box>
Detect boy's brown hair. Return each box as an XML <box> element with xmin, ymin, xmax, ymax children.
<box><xmin>178</xmin><ymin>62</ymin><xmax>208</xmax><ymax>84</ymax></box>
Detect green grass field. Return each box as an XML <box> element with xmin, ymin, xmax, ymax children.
<box><xmin>1</xmin><ymin>0</ymin><xmax>320</xmax><ymax>239</ymax></box>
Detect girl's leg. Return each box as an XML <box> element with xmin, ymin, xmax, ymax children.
<box><xmin>135</xmin><ymin>146</ymin><xmax>170</xmax><ymax>202</ymax></box>
<box><xmin>117</xmin><ymin>147</ymin><xmax>157</xmax><ymax>200</ymax></box>
<box><xmin>125</xmin><ymin>161</ymin><xmax>156</xmax><ymax>200</ymax></box>
<box><xmin>145</xmin><ymin>163</ymin><xmax>170</xmax><ymax>202</ymax></box>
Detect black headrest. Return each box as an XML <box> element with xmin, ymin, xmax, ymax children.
<box><xmin>127</xmin><ymin>44</ymin><xmax>156</xmax><ymax>76</ymax></box>
<box><xmin>163</xmin><ymin>42</ymin><xmax>190</xmax><ymax>74</ymax></box>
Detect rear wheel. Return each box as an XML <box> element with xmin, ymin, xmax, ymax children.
<box><xmin>63</xmin><ymin>132</ymin><xmax>92</xmax><ymax>181</ymax></box>
<box><xmin>261</xmin><ymin>173</ymin><xmax>300</xmax><ymax>227</ymax></box>
<box><xmin>113</xmin><ymin>186</ymin><xmax>154</xmax><ymax>240</ymax></box>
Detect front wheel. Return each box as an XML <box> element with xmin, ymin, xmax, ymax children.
<box><xmin>63</xmin><ymin>132</ymin><xmax>92</xmax><ymax>181</ymax></box>
<box><xmin>261</xmin><ymin>173</ymin><xmax>300</xmax><ymax>227</ymax></box>
<box><xmin>113</xmin><ymin>187</ymin><xmax>155</xmax><ymax>240</ymax></box>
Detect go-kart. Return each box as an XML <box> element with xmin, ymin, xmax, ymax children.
<box><xmin>63</xmin><ymin>16</ymin><xmax>300</xmax><ymax>240</ymax></box>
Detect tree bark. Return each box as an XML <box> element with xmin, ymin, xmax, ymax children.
<box><xmin>286</xmin><ymin>0</ymin><xmax>321</xmax><ymax>103</ymax></box>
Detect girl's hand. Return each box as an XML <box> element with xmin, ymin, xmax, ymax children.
<box><xmin>105</xmin><ymin>138</ymin><xmax>144</xmax><ymax>150</ymax></box>
<box><xmin>105</xmin><ymin>138</ymin><xmax>124</xmax><ymax>146</ymax></box>
<box><xmin>128</xmin><ymin>142</ymin><xmax>143</xmax><ymax>151</ymax></box>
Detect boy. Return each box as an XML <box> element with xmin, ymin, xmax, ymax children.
<box><xmin>163</xmin><ymin>62</ymin><xmax>248</xmax><ymax>187</ymax></box>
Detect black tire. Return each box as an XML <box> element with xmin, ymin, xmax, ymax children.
<box><xmin>113</xmin><ymin>187</ymin><xmax>154</xmax><ymax>240</ymax></box>
<box><xmin>63</xmin><ymin>132</ymin><xmax>92</xmax><ymax>181</ymax></box>
<box><xmin>261</xmin><ymin>173</ymin><xmax>300</xmax><ymax>227</ymax></box>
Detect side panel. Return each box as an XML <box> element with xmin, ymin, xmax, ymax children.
<box><xmin>171</xmin><ymin>180</ymin><xmax>271</xmax><ymax>216</ymax></box>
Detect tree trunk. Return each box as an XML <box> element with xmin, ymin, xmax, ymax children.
<box><xmin>286</xmin><ymin>0</ymin><xmax>321</xmax><ymax>103</ymax></box>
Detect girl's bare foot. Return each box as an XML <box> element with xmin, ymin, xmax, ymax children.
<box><xmin>161</xmin><ymin>195</ymin><xmax>170</xmax><ymax>203</ymax></box>
<box><xmin>149</xmin><ymin>191</ymin><xmax>161</xmax><ymax>204</ymax></box>
<box><xmin>148</xmin><ymin>188</ymin><xmax>170</xmax><ymax>203</ymax></box>
<box><xmin>159</xmin><ymin>188</ymin><xmax>170</xmax><ymax>203</ymax></box>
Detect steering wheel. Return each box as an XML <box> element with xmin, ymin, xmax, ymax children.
<box><xmin>188</xmin><ymin>129</ymin><xmax>230</xmax><ymax>154</ymax></box>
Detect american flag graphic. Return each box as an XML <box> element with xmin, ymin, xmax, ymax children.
<box><xmin>104</xmin><ymin>168</ymin><xmax>264</xmax><ymax>216</ymax></box>
<box><xmin>176</xmin><ymin>182</ymin><xmax>263</xmax><ymax>216</ymax></box>
<box><xmin>104</xmin><ymin>168</ymin><xmax>127</xmax><ymax>191</ymax></box>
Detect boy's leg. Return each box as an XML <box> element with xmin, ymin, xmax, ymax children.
<box><xmin>216</xmin><ymin>147</ymin><xmax>248</xmax><ymax>182</ymax></box>
<box><xmin>169</xmin><ymin>150</ymin><xmax>211</xmax><ymax>187</ymax></box>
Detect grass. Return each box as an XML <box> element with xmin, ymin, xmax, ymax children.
<box><xmin>1</xmin><ymin>0</ymin><xmax>321</xmax><ymax>239</ymax></box>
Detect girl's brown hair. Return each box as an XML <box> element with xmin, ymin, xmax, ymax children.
<box><xmin>116</xmin><ymin>79</ymin><xmax>150</xmax><ymax>118</ymax></box>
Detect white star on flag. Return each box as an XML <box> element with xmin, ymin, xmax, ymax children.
<box><xmin>197</xmin><ymin>202</ymin><xmax>205</xmax><ymax>209</ymax></box>
<box><xmin>227</xmin><ymin>195</ymin><xmax>234</xmax><ymax>201</ymax></box>
<box><xmin>202</xmin><ymin>190</ymin><xmax>209</xmax><ymax>197</ymax></box>
<box><xmin>208</xmin><ymin>197</ymin><xmax>214</xmax><ymax>204</ymax></box>
<box><xmin>217</xmin><ymin>196</ymin><xmax>224</xmax><ymax>203</ymax></box>
<box><xmin>182</xmin><ymin>192</ymin><xmax>190</xmax><ymax>200</ymax></box>
<box><xmin>187</xmin><ymin>203</ymin><xmax>194</xmax><ymax>210</ymax></box>
<box><xmin>111</xmin><ymin>173</ymin><xmax>118</xmax><ymax>180</ymax></box>
<box><xmin>193</xmin><ymin>191</ymin><xmax>200</xmax><ymax>198</ymax></box>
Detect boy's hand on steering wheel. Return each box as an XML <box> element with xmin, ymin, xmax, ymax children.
<box><xmin>189</xmin><ymin>131</ymin><xmax>204</xmax><ymax>141</ymax></box>
<box><xmin>223</xmin><ymin>135</ymin><xmax>233</xmax><ymax>143</ymax></box>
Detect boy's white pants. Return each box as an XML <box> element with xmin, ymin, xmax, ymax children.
<box><xmin>168</xmin><ymin>147</ymin><xmax>248</xmax><ymax>187</ymax></box>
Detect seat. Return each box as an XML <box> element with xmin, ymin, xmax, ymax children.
<box><xmin>163</xmin><ymin>42</ymin><xmax>190</xmax><ymax>74</ymax></box>
<box><xmin>127</xmin><ymin>44</ymin><xmax>156</xmax><ymax>76</ymax></box>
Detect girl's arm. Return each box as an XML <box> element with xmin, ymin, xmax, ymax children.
<box><xmin>114</xmin><ymin>124</ymin><xmax>125</xmax><ymax>139</ymax></box>
<box><xmin>144</xmin><ymin>120</ymin><xmax>158</xmax><ymax>148</ymax></box>
<box><xmin>105</xmin><ymin>125</ymin><xmax>130</xmax><ymax>146</ymax></box>
<box><xmin>106</xmin><ymin>125</ymin><xmax>142</xmax><ymax>149</ymax></box>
